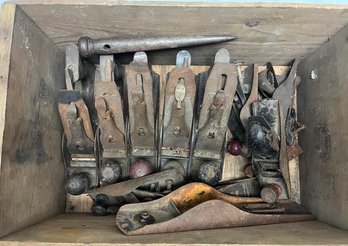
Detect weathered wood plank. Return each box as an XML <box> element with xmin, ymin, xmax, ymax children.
<box><xmin>0</xmin><ymin>3</ymin><xmax>16</xmax><ymax>171</ymax></box>
<box><xmin>2</xmin><ymin>213</ymin><xmax>348</xmax><ymax>245</ymax></box>
<box><xmin>18</xmin><ymin>5</ymin><xmax>348</xmax><ymax>65</ymax></box>
<box><xmin>0</xmin><ymin>6</ymin><xmax>66</xmax><ymax>237</ymax></box>
<box><xmin>12</xmin><ymin>0</ymin><xmax>348</xmax><ymax>9</ymax></box>
<box><xmin>298</xmin><ymin>20</ymin><xmax>348</xmax><ymax>230</ymax></box>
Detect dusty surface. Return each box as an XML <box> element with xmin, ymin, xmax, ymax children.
<box><xmin>2</xmin><ymin>213</ymin><xmax>348</xmax><ymax>245</ymax></box>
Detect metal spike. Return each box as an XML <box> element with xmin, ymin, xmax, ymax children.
<box><xmin>78</xmin><ymin>35</ymin><xmax>236</xmax><ymax>57</ymax></box>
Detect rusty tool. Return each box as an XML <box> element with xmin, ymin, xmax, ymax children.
<box><xmin>95</xmin><ymin>55</ymin><xmax>125</xmax><ymax>146</ymax></box>
<box><xmin>240</xmin><ymin>64</ymin><xmax>259</xmax><ymax>130</ymax></box>
<box><xmin>273</xmin><ymin>59</ymin><xmax>299</xmax><ymax>118</ymax></box>
<box><xmin>116</xmin><ymin>182</ymin><xmax>263</xmax><ymax>234</ymax></box>
<box><xmin>192</xmin><ymin>49</ymin><xmax>238</xmax><ymax>185</ymax></box>
<box><xmin>116</xmin><ymin>183</ymin><xmax>314</xmax><ymax>235</ymax></box>
<box><xmin>89</xmin><ymin>169</ymin><xmax>184</xmax><ymax>197</ymax></box>
<box><xmin>58</xmin><ymin>44</ymin><xmax>94</xmax><ymax>155</ymax></box>
<box><xmin>161</xmin><ymin>50</ymin><xmax>196</xmax><ymax>158</ymax></box>
<box><xmin>78</xmin><ymin>35</ymin><xmax>236</xmax><ymax>57</ymax></box>
<box><xmin>161</xmin><ymin>50</ymin><xmax>197</xmax><ymax>175</ymax></box>
<box><xmin>94</xmin><ymin>55</ymin><xmax>127</xmax><ymax>183</ymax></box>
<box><xmin>58</xmin><ymin>44</ymin><xmax>97</xmax><ymax>195</ymax></box>
<box><xmin>124</xmin><ymin>52</ymin><xmax>158</xmax><ymax>166</ymax></box>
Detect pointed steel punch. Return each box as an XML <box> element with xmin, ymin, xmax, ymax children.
<box><xmin>78</xmin><ymin>35</ymin><xmax>236</xmax><ymax>57</ymax></box>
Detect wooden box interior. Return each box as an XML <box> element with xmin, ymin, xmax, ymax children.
<box><xmin>0</xmin><ymin>2</ymin><xmax>348</xmax><ymax>245</ymax></box>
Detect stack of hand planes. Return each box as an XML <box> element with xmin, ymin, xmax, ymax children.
<box><xmin>58</xmin><ymin>35</ymin><xmax>312</xmax><ymax>236</ymax></box>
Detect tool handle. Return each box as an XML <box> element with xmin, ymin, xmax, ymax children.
<box><xmin>221</xmin><ymin>194</ymin><xmax>263</xmax><ymax>204</ymax></box>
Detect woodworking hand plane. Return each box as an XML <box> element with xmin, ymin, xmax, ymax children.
<box><xmin>94</xmin><ymin>55</ymin><xmax>127</xmax><ymax>185</ymax></box>
<box><xmin>116</xmin><ymin>182</ymin><xmax>314</xmax><ymax>235</ymax></box>
<box><xmin>192</xmin><ymin>49</ymin><xmax>238</xmax><ymax>185</ymax></box>
<box><xmin>58</xmin><ymin>44</ymin><xmax>97</xmax><ymax>195</ymax></box>
<box><xmin>161</xmin><ymin>50</ymin><xmax>197</xmax><ymax>176</ymax></box>
<box><xmin>124</xmin><ymin>52</ymin><xmax>159</xmax><ymax>170</ymax></box>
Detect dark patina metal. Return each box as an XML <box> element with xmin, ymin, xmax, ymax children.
<box><xmin>78</xmin><ymin>35</ymin><xmax>236</xmax><ymax>57</ymax></box>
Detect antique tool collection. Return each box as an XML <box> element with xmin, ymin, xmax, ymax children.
<box><xmin>58</xmin><ymin>35</ymin><xmax>310</xmax><ymax>235</ymax></box>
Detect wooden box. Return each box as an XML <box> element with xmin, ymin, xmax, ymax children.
<box><xmin>0</xmin><ymin>1</ymin><xmax>348</xmax><ymax>245</ymax></box>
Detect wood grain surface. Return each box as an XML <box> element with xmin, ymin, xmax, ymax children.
<box><xmin>2</xmin><ymin>213</ymin><xmax>348</xmax><ymax>245</ymax></box>
<box><xmin>17</xmin><ymin>4</ymin><xmax>348</xmax><ymax>65</ymax></box>
<box><xmin>0</xmin><ymin>3</ymin><xmax>15</xmax><ymax>171</ymax></box>
<box><xmin>0</xmin><ymin>6</ymin><xmax>66</xmax><ymax>238</ymax></box>
<box><xmin>298</xmin><ymin>18</ymin><xmax>348</xmax><ymax>231</ymax></box>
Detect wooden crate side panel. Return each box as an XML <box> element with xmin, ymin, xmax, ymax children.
<box><xmin>19</xmin><ymin>4</ymin><xmax>348</xmax><ymax>65</ymax></box>
<box><xmin>0</xmin><ymin>4</ymin><xmax>16</xmax><ymax>171</ymax></box>
<box><xmin>298</xmin><ymin>22</ymin><xmax>348</xmax><ymax>230</ymax></box>
<box><xmin>10</xmin><ymin>1</ymin><xmax>348</xmax><ymax>8</ymax></box>
<box><xmin>0</xmin><ymin>7</ymin><xmax>66</xmax><ymax>238</ymax></box>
